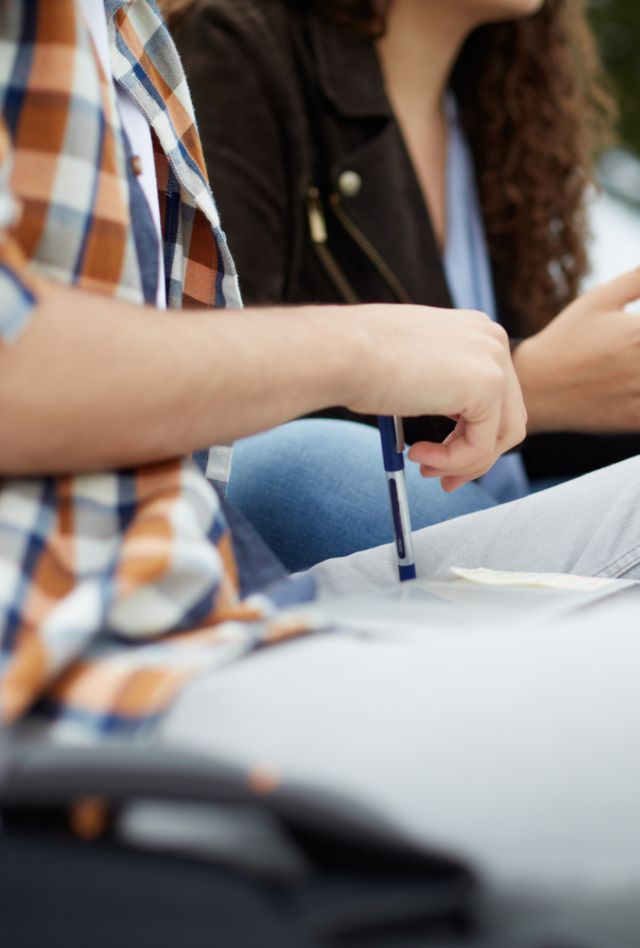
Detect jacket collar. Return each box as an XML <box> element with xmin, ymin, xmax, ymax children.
<box><xmin>309</xmin><ymin>16</ymin><xmax>391</xmax><ymax>119</ymax></box>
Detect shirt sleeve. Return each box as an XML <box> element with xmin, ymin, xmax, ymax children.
<box><xmin>0</xmin><ymin>120</ymin><xmax>37</xmax><ymax>345</ymax></box>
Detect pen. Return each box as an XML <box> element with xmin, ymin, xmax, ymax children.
<box><xmin>377</xmin><ymin>415</ymin><xmax>417</xmax><ymax>582</ymax></box>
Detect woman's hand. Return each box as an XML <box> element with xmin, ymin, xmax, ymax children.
<box><xmin>512</xmin><ymin>268</ymin><xmax>640</xmax><ymax>434</ymax></box>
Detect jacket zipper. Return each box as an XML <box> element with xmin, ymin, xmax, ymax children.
<box><xmin>306</xmin><ymin>182</ymin><xmax>413</xmax><ymax>306</ymax></box>
<box><xmin>329</xmin><ymin>193</ymin><xmax>413</xmax><ymax>305</ymax></box>
<box><xmin>306</xmin><ymin>185</ymin><xmax>360</xmax><ymax>304</ymax></box>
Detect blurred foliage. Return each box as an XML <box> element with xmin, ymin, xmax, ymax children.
<box><xmin>588</xmin><ymin>0</ymin><xmax>640</xmax><ymax>154</ymax></box>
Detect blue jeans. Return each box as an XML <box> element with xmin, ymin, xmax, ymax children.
<box><xmin>227</xmin><ymin>419</ymin><xmax>497</xmax><ymax>573</ymax></box>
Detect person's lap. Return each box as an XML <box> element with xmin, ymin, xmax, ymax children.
<box><xmin>227</xmin><ymin>418</ymin><xmax>496</xmax><ymax>573</ymax></box>
<box><xmin>160</xmin><ymin>456</ymin><xmax>640</xmax><ymax>893</ymax></box>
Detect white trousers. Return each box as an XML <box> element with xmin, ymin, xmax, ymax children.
<box><xmin>159</xmin><ymin>458</ymin><xmax>640</xmax><ymax>896</ymax></box>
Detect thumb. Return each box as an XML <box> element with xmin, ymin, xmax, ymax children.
<box><xmin>577</xmin><ymin>266</ymin><xmax>640</xmax><ymax>313</ymax></box>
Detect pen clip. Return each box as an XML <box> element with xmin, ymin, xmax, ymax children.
<box><xmin>393</xmin><ymin>417</ymin><xmax>405</xmax><ymax>455</ymax></box>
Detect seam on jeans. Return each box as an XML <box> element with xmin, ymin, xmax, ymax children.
<box><xmin>594</xmin><ymin>543</ymin><xmax>640</xmax><ymax>579</ymax></box>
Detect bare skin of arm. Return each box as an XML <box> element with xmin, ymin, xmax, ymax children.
<box><xmin>513</xmin><ymin>269</ymin><xmax>640</xmax><ymax>434</ymax></box>
<box><xmin>0</xmin><ymin>278</ymin><xmax>526</xmax><ymax>489</ymax></box>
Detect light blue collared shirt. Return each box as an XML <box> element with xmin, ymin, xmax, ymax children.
<box><xmin>443</xmin><ymin>94</ymin><xmax>530</xmax><ymax>503</ymax></box>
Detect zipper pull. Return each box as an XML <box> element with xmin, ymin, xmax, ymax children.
<box><xmin>306</xmin><ymin>186</ymin><xmax>328</xmax><ymax>244</ymax></box>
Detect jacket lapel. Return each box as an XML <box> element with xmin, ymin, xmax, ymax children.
<box><xmin>309</xmin><ymin>17</ymin><xmax>454</xmax><ymax>309</ymax></box>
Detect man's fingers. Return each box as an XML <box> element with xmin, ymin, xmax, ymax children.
<box><xmin>419</xmin><ymin>460</ymin><xmax>494</xmax><ymax>493</ymax></box>
<box><xmin>409</xmin><ymin>424</ymin><xmax>497</xmax><ymax>476</ymax></box>
<box><xmin>412</xmin><ymin>391</ymin><xmax>525</xmax><ymax>487</ymax></box>
<box><xmin>440</xmin><ymin>474</ymin><xmax>474</xmax><ymax>493</ymax></box>
<box><xmin>407</xmin><ymin>324</ymin><xmax>526</xmax><ymax>488</ymax></box>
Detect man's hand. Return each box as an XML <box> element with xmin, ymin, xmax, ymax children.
<box><xmin>513</xmin><ymin>268</ymin><xmax>640</xmax><ymax>434</ymax></box>
<box><xmin>345</xmin><ymin>306</ymin><xmax>527</xmax><ymax>492</ymax></box>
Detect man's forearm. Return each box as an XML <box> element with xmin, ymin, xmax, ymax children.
<box><xmin>0</xmin><ymin>281</ymin><xmax>360</xmax><ymax>473</ymax></box>
<box><xmin>0</xmin><ymin>279</ymin><xmax>527</xmax><ymax>485</ymax></box>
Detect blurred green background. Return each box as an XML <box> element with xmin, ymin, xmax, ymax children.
<box><xmin>589</xmin><ymin>0</ymin><xmax>640</xmax><ymax>154</ymax></box>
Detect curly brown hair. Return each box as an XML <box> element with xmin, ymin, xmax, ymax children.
<box><xmin>453</xmin><ymin>2</ymin><xmax>614</xmax><ymax>332</ymax></box>
<box><xmin>163</xmin><ymin>0</ymin><xmax>614</xmax><ymax>333</ymax></box>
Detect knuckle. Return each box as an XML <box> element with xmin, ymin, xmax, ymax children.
<box><xmin>468</xmin><ymin>310</ymin><xmax>508</xmax><ymax>342</ymax></box>
<box><xmin>489</xmin><ymin>337</ymin><xmax>508</xmax><ymax>364</ymax></box>
<box><xmin>480</xmin><ymin>362</ymin><xmax>505</xmax><ymax>392</ymax></box>
<box><xmin>465</xmin><ymin>308</ymin><xmax>493</xmax><ymax>326</ymax></box>
<box><xmin>501</xmin><ymin>419</ymin><xmax>527</xmax><ymax>448</ymax></box>
<box><xmin>478</xmin><ymin>333</ymin><xmax>509</xmax><ymax>368</ymax></box>
<box><xmin>487</xmin><ymin>321</ymin><xmax>509</xmax><ymax>345</ymax></box>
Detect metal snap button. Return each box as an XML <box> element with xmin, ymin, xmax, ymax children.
<box><xmin>337</xmin><ymin>170</ymin><xmax>362</xmax><ymax>198</ymax></box>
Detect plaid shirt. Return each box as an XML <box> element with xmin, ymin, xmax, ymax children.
<box><xmin>0</xmin><ymin>0</ymin><xmax>312</xmax><ymax>740</ymax></box>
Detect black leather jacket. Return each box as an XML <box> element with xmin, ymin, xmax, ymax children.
<box><xmin>173</xmin><ymin>0</ymin><xmax>640</xmax><ymax>478</ymax></box>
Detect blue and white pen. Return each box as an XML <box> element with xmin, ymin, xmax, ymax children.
<box><xmin>378</xmin><ymin>415</ymin><xmax>417</xmax><ymax>582</ymax></box>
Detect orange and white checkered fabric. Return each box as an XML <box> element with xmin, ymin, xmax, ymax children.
<box><xmin>0</xmin><ymin>1</ymin><xmax>312</xmax><ymax>741</ymax></box>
